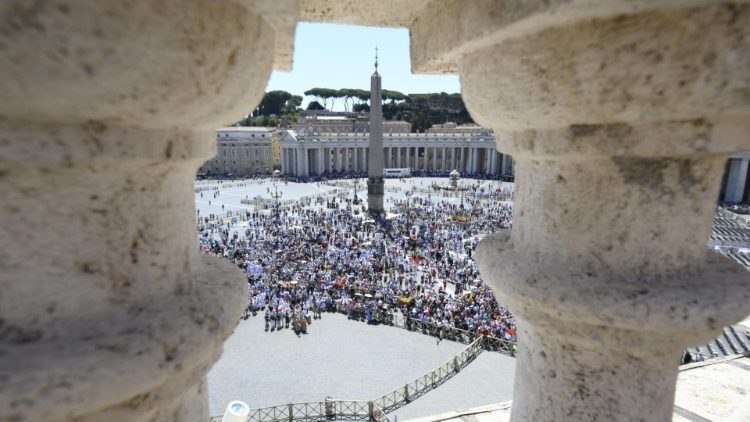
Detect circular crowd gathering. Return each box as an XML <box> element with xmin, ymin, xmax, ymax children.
<box><xmin>197</xmin><ymin>177</ymin><xmax>517</xmax><ymax>343</ymax></box>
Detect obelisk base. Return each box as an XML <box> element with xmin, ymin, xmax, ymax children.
<box><xmin>367</xmin><ymin>176</ymin><xmax>384</xmax><ymax>217</ymax></box>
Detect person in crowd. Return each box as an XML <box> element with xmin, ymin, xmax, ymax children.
<box><xmin>197</xmin><ymin>176</ymin><xmax>516</xmax><ymax>343</ymax></box>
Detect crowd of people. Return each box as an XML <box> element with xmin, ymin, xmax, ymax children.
<box><xmin>198</xmin><ymin>178</ymin><xmax>517</xmax><ymax>343</ymax></box>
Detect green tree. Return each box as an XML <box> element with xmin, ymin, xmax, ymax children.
<box><xmin>253</xmin><ymin>90</ymin><xmax>292</xmax><ymax>117</ymax></box>
<box><xmin>353</xmin><ymin>103</ymin><xmax>370</xmax><ymax>113</ymax></box>
<box><xmin>307</xmin><ymin>101</ymin><xmax>325</xmax><ymax>111</ymax></box>
<box><xmin>284</xmin><ymin>95</ymin><xmax>303</xmax><ymax>114</ymax></box>
<box><xmin>337</xmin><ymin>88</ymin><xmax>357</xmax><ymax>112</ymax></box>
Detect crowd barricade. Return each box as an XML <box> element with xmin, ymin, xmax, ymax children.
<box><xmin>209</xmin><ymin>400</ymin><xmax>388</xmax><ymax>422</ymax></box>
<box><xmin>392</xmin><ymin>315</ymin><xmax>515</xmax><ymax>356</ymax></box>
<box><xmin>325</xmin><ymin>306</ymin><xmax>516</xmax><ymax>357</ymax></box>
<box><xmin>208</xmin><ymin>337</ymin><xmax>490</xmax><ymax>422</ymax></box>
<box><xmin>369</xmin><ymin>336</ymin><xmax>484</xmax><ymax>414</ymax></box>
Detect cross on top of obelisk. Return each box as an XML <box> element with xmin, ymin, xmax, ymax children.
<box><xmin>374</xmin><ymin>46</ymin><xmax>378</xmax><ymax>72</ymax></box>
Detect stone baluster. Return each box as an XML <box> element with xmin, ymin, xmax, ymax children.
<box><xmin>0</xmin><ymin>1</ymin><xmax>291</xmax><ymax>421</ymax></box>
<box><xmin>411</xmin><ymin>1</ymin><xmax>750</xmax><ymax>421</ymax></box>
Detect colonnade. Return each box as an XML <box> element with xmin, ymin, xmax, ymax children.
<box><xmin>281</xmin><ymin>144</ymin><xmax>513</xmax><ymax>177</ymax></box>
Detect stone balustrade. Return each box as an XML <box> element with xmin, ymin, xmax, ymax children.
<box><xmin>1</xmin><ymin>1</ymin><xmax>749</xmax><ymax>421</ymax></box>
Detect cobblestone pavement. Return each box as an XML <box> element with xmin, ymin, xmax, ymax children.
<box><xmin>207</xmin><ymin>313</ymin><xmax>515</xmax><ymax>420</ymax></box>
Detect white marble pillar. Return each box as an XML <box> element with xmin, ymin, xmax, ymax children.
<box><xmin>405</xmin><ymin>147</ymin><xmax>411</xmax><ymax>169</ymax></box>
<box><xmin>288</xmin><ymin>149</ymin><xmax>292</xmax><ymax>175</ymax></box>
<box><xmin>724</xmin><ymin>158</ymin><xmax>749</xmax><ymax>203</ymax></box>
<box><xmin>317</xmin><ymin>148</ymin><xmax>325</xmax><ymax>175</ymax></box>
<box><xmin>302</xmin><ymin>148</ymin><xmax>309</xmax><ymax>177</ymax></box>
<box><xmin>0</xmin><ymin>2</ymin><xmax>280</xmax><ymax>420</ymax></box>
<box><xmin>442</xmin><ymin>147</ymin><xmax>447</xmax><ymax>170</ymax></box>
<box><xmin>290</xmin><ymin>149</ymin><xmax>296</xmax><ymax>175</ymax></box>
<box><xmin>396</xmin><ymin>147</ymin><xmax>401</xmax><ymax>168</ymax></box>
<box><xmin>482</xmin><ymin>148</ymin><xmax>494</xmax><ymax>174</ymax></box>
<box><xmin>439</xmin><ymin>4</ymin><xmax>750</xmax><ymax>421</ymax></box>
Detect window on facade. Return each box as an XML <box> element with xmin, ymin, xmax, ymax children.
<box><xmin>255</xmin><ymin>148</ymin><xmax>259</xmax><ymax>158</ymax></box>
<box><xmin>245</xmin><ymin>149</ymin><xmax>249</xmax><ymax>157</ymax></box>
<box><xmin>222</xmin><ymin>150</ymin><xmax>227</xmax><ymax>157</ymax></box>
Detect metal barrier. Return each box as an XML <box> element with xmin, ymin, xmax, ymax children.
<box><xmin>370</xmin><ymin>336</ymin><xmax>484</xmax><ymax>414</ymax></box>
<box><xmin>211</xmin><ymin>400</ymin><xmax>388</xmax><ymax>422</ymax></box>
<box><xmin>395</xmin><ymin>315</ymin><xmax>516</xmax><ymax>357</ymax></box>
<box><xmin>209</xmin><ymin>337</ymin><xmax>492</xmax><ymax>421</ymax></box>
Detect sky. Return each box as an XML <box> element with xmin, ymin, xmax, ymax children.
<box><xmin>266</xmin><ymin>23</ymin><xmax>461</xmax><ymax>110</ymax></box>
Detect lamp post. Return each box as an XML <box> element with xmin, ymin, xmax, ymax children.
<box><xmin>353</xmin><ymin>177</ymin><xmax>360</xmax><ymax>205</ymax></box>
<box><xmin>272</xmin><ymin>169</ymin><xmax>282</xmax><ymax>223</ymax></box>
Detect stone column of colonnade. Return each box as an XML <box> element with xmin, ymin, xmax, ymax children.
<box><xmin>487</xmin><ymin>148</ymin><xmax>493</xmax><ymax>175</ymax></box>
<box><xmin>410</xmin><ymin>2</ymin><xmax>750</xmax><ymax>421</ymax></box>
<box><xmin>0</xmin><ymin>1</ymin><xmax>298</xmax><ymax>421</ymax></box>
<box><xmin>317</xmin><ymin>149</ymin><xmax>325</xmax><ymax>175</ymax></box>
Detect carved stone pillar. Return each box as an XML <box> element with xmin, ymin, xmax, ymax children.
<box><xmin>417</xmin><ymin>2</ymin><xmax>750</xmax><ymax>421</ymax></box>
<box><xmin>0</xmin><ymin>1</ymin><xmax>287</xmax><ymax>421</ymax></box>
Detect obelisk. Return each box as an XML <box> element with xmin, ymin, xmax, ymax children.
<box><xmin>367</xmin><ymin>47</ymin><xmax>385</xmax><ymax>216</ymax></box>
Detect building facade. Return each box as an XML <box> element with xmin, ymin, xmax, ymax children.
<box><xmin>271</xmin><ymin>129</ymin><xmax>282</xmax><ymax>170</ymax></box>
<box><xmin>291</xmin><ymin>114</ymin><xmax>411</xmax><ymax>134</ymax></box>
<box><xmin>281</xmin><ymin>126</ymin><xmax>513</xmax><ymax>178</ymax></box>
<box><xmin>200</xmin><ymin>127</ymin><xmax>275</xmax><ymax>177</ymax></box>
<box><xmin>426</xmin><ymin>122</ymin><xmax>486</xmax><ymax>134</ymax></box>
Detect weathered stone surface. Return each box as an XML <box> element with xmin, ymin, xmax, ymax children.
<box><xmin>2</xmin><ymin>0</ymin><xmax>750</xmax><ymax>421</ymax></box>
<box><xmin>299</xmin><ymin>0</ymin><xmax>429</xmax><ymax>27</ymax></box>
<box><xmin>462</xmin><ymin>3</ymin><xmax>750</xmax><ymax>421</ymax></box>
<box><xmin>0</xmin><ymin>1</ymin><xmax>285</xmax><ymax>420</ymax></box>
<box><xmin>458</xmin><ymin>4</ymin><xmax>750</xmax><ymax>132</ymax></box>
